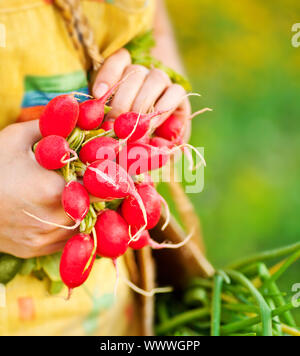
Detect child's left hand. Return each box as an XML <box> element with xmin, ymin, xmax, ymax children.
<box><xmin>92</xmin><ymin>48</ymin><xmax>191</xmax><ymax>136</ymax></box>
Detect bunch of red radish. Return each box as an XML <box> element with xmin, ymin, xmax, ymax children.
<box><xmin>27</xmin><ymin>79</ymin><xmax>210</xmax><ymax>297</ymax></box>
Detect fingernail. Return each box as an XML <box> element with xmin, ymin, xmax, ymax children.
<box><xmin>94</xmin><ymin>83</ymin><xmax>109</xmax><ymax>99</ymax></box>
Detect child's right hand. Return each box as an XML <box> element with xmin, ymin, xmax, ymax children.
<box><xmin>0</xmin><ymin>120</ymin><xmax>74</xmax><ymax>258</ymax></box>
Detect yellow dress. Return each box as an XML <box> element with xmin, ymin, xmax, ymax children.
<box><xmin>0</xmin><ymin>0</ymin><xmax>155</xmax><ymax>336</ymax></box>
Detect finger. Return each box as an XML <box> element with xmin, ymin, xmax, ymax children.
<box><xmin>92</xmin><ymin>48</ymin><xmax>131</xmax><ymax>99</ymax></box>
<box><xmin>30</xmin><ymin>240</ymin><xmax>68</xmax><ymax>257</ymax></box>
<box><xmin>183</xmin><ymin>120</ymin><xmax>192</xmax><ymax>143</ymax></box>
<box><xmin>18</xmin><ymin>120</ymin><xmax>42</xmax><ymax>145</ymax></box>
<box><xmin>4</xmin><ymin>120</ymin><xmax>42</xmax><ymax>148</ymax></box>
<box><xmin>41</xmin><ymin>225</ymin><xmax>75</xmax><ymax>244</ymax></box>
<box><xmin>107</xmin><ymin>65</ymin><xmax>149</xmax><ymax>119</ymax></box>
<box><xmin>25</xmin><ymin>205</ymin><xmax>75</xmax><ymax>235</ymax></box>
<box><xmin>131</xmin><ymin>68</ymin><xmax>171</xmax><ymax>113</ymax></box>
<box><xmin>175</xmin><ymin>98</ymin><xmax>192</xmax><ymax>143</ymax></box>
<box><xmin>25</xmin><ymin>166</ymin><xmax>66</xmax><ymax>206</ymax></box>
<box><xmin>152</xmin><ymin>84</ymin><xmax>186</xmax><ymax>128</ymax></box>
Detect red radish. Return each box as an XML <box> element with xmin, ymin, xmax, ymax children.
<box><xmin>62</xmin><ymin>181</ymin><xmax>90</xmax><ymax>223</ymax></box>
<box><xmin>35</xmin><ymin>135</ymin><xmax>77</xmax><ymax>170</ymax></box>
<box><xmin>83</xmin><ymin>159</ymin><xmax>135</xmax><ymax>200</ymax></box>
<box><xmin>83</xmin><ymin>160</ymin><xmax>148</xmax><ymax>237</ymax></box>
<box><xmin>39</xmin><ymin>94</ymin><xmax>79</xmax><ymax>137</ymax></box>
<box><xmin>149</xmin><ymin>136</ymin><xmax>175</xmax><ymax>149</ymax></box>
<box><xmin>121</xmin><ymin>183</ymin><xmax>163</xmax><ymax>230</ymax></box>
<box><xmin>129</xmin><ymin>226</ymin><xmax>193</xmax><ymax>250</ymax></box>
<box><xmin>128</xmin><ymin>229</ymin><xmax>150</xmax><ymax>250</ymax></box>
<box><xmin>136</xmin><ymin>133</ymin><xmax>150</xmax><ymax>145</ymax></box>
<box><xmin>155</xmin><ymin>108</ymin><xmax>212</xmax><ymax>143</ymax></box>
<box><xmin>77</xmin><ymin>73</ymin><xmax>135</xmax><ymax>130</ymax></box>
<box><xmin>101</xmin><ymin>120</ymin><xmax>114</xmax><ymax>132</ymax></box>
<box><xmin>95</xmin><ymin>210</ymin><xmax>129</xmax><ymax>259</ymax></box>
<box><xmin>119</xmin><ymin>140</ymin><xmax>206</xmax><ymax>175</ymax></box>
<box><xmin>114</xmin><ymin>111</ymin><xmax>165</xmax><ymax>143</ymax></box>
<box><xmin>155</xmin><ymin>113</ymin><xmax>183</xmax><ymax>142</ymax></box>
<box><xmin>134</xmin><ymin>173</ymin><xmax>155</xmax><ymax>187</ymax></box>
<box><xmin>79</xmin><ymin>136</ymin><xmax>119</xmax><ymax>164</ymax></box>
<box><xmin>60</xmin><ymin>233</ymin><xmax>95</xmax><ymax>294</ymax></box>
<box><xmin>150</xmin><ymin>137</ymin><xmax>206</xmax><ymax>171</ymax></box>
<box><xmin>118</xmin><ymin>142</ymin><xmax>170</xmax><ymax>175</ymax></box>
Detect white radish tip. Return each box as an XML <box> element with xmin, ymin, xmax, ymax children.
<box><xmin>149</xmin><ymin>229</ymin><xmax>194</xmax><ymax>250</ymax></box>
<box><xmin>190</xmin><ymin>108</ymin><xmax>213</xmax><ymax>120</ymax></box>
<box><xmin>66</xmin><ymin>288</ymin><xmax>73</xmax><ymax>301</ymax></box>
<box><xmin>160</xmin><ymin>195</ymin><xmax>170</xmax><ymax>231</ymax></box>
<box><xmin>112</xmin><ymin>258</ymin><xmax>119</xmax><ymax>298</ymax></box>
<box><xmin>120</xmin><ymin>274</ymin><xmax>173</xmax><ymax>297</ymax></box>
<box><xmin>23</xmin><ymin>210</ymin><xmax>80</xmax><ymax>230</ymax></box>
<box><xmin>174</xmin><ymin>143</ymin><xmax>206</xmax><ymax>170</ymax></box>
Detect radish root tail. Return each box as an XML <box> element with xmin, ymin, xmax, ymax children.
<box><xmin>112</xmin><ymin>258</ymin><xmax>119</xmax><ymax>298</ymax></box>
<box><xmin>61</xmin><ymin>149</ymin><xmax>78</xmax><ymax>165</ymax></box>
<box><xmin>160</xmin><ymin>195</ymin><xmax>170</xmax><ymax>231</ymax></box>
<box><xmin>173</xmin><ymin>143</ymin><xmax>206</xmax><ymax>170</ymax></box>
<box><xmin>149</xmin><ymin>229</ymin><xmax>194</xmax><ymax>250</ymax></box>
<box><xmin>66</xmin><ymin>288</ymin><xmax>73</xmax><ymax>301</ymax></box>
<box><xmin>128</xmin><ymin>191</ymin><xmax>148</xmax><ymax>243</ymax></box>
<box><xmin>120</xmin><ymin>274</ymin><xmax>173</xmax><ymax>297</ymax></box>
<box><xmin>82</xmin><ymin>227</ymin><xmax>97</xmax><ymax>274</ymax></box>
<box><xmin>190</xmin><ymin>107</ymin><xmax>213</xmax><ymax>120</ymax></box>
<box><xmin>23</xmin><ymin>210</ymin><xmax>80</xmax><ymax>230</ymax></box>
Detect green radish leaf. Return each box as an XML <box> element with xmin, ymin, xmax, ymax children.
<box><xmin>126</xmin><ymin>31</ymin><xmax>191</xmax><ymax>91</ymax></box>
<box><xmin>49</xmin><ymin>280</ymin><xmax>64</xmax><ymax>295</ymax></box>
<box><xmin>0</xmin><ymin>254</ymin><xmax>23</xmax><ymax>285</ymax></box>
<box><xmin>125</xmin><ymin>30</ymin><xmax>155</xmax><ymax>57</ymax></box>
<box><xmin>105</xmin><ymin>199</ymin><xmax>123</xmax><ymax>211</ymax></box>
<box><xmin>19</xmin><ymin>258</ymin><xmax>36</xmax><ymax>276</ymax></box>
<box><xmin>32</xmin><ymin>269</ymin><xmax>47</xmax><ymax>281</ymax></box>
<box><xmin>104</xmin><ymin>105</ymin><xmax>112</xmax><ymax>114</ymax></box>
<box><xmin>38</xmin><ymin>253</ymin><xmax>62</xmax><ymax>282</ymax></box>
<box><xmin>93</xmin><ymin>201</ymin><xmax>106</xmax><ymax>212</ymax></box>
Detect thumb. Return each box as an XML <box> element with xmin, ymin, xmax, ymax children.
<box><xmin>17</xmin><ymin>120</ymin><xmax>42</xmax><ymax>147</ymax></box>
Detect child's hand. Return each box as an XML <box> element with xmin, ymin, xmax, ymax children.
<box><xmin>92</xmin><ymin>48</ymin><xmax>191</xmax><ymax>135</ymax></box>
<box><xmin>0</xmin><ymin>121</ymin><xmax>73</xmax><ymax>258</ymax></box>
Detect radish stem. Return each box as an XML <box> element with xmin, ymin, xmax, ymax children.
<box><xmin>211</xmin><ymin>274</ymin><xmax>223</xmax><ymax>336</ymax></box>
<box><xmin>221</xmin><ymin>299</ymin><xmax>300</xmax><ymax>335</ymax></box>
<box><xmin>82</xmin><ymin>227</ymin><xmax>97</xmax><ymax>273</ymax></box>
<box><xmin>156</xmin><ymin>307</ymin><xmax>210</xmax><ymax>335</ymax></box>
<box><xmin>227</xmin><ymin>242</ymin><xmax>300</xmax><ymax>270</ymax></box>
<box><xmin>224</xmin><ymin>270</ymin><xmax>272</xmax><ymax>336</ymax></box>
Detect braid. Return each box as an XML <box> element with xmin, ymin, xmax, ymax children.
<box><xmin>68</xmin><ymin>0</ymin><xmax>104</xmax><ymax>71</ymax></box>
<box><xmin>53</xmin><ymin>0</ymin><xmax>103</xmax><ymax>71</ymax></box>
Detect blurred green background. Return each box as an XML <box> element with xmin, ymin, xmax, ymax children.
<box><xmin>162</xmin><ymin>0</ymin><xmax>300</xmax><ymax>298</ymax></box>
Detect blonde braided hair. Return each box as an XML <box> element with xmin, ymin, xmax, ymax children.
<box><xmin>53</xmin><ymin>0</ymin><xmax>103</xmax><ymax>71</ymax></box>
